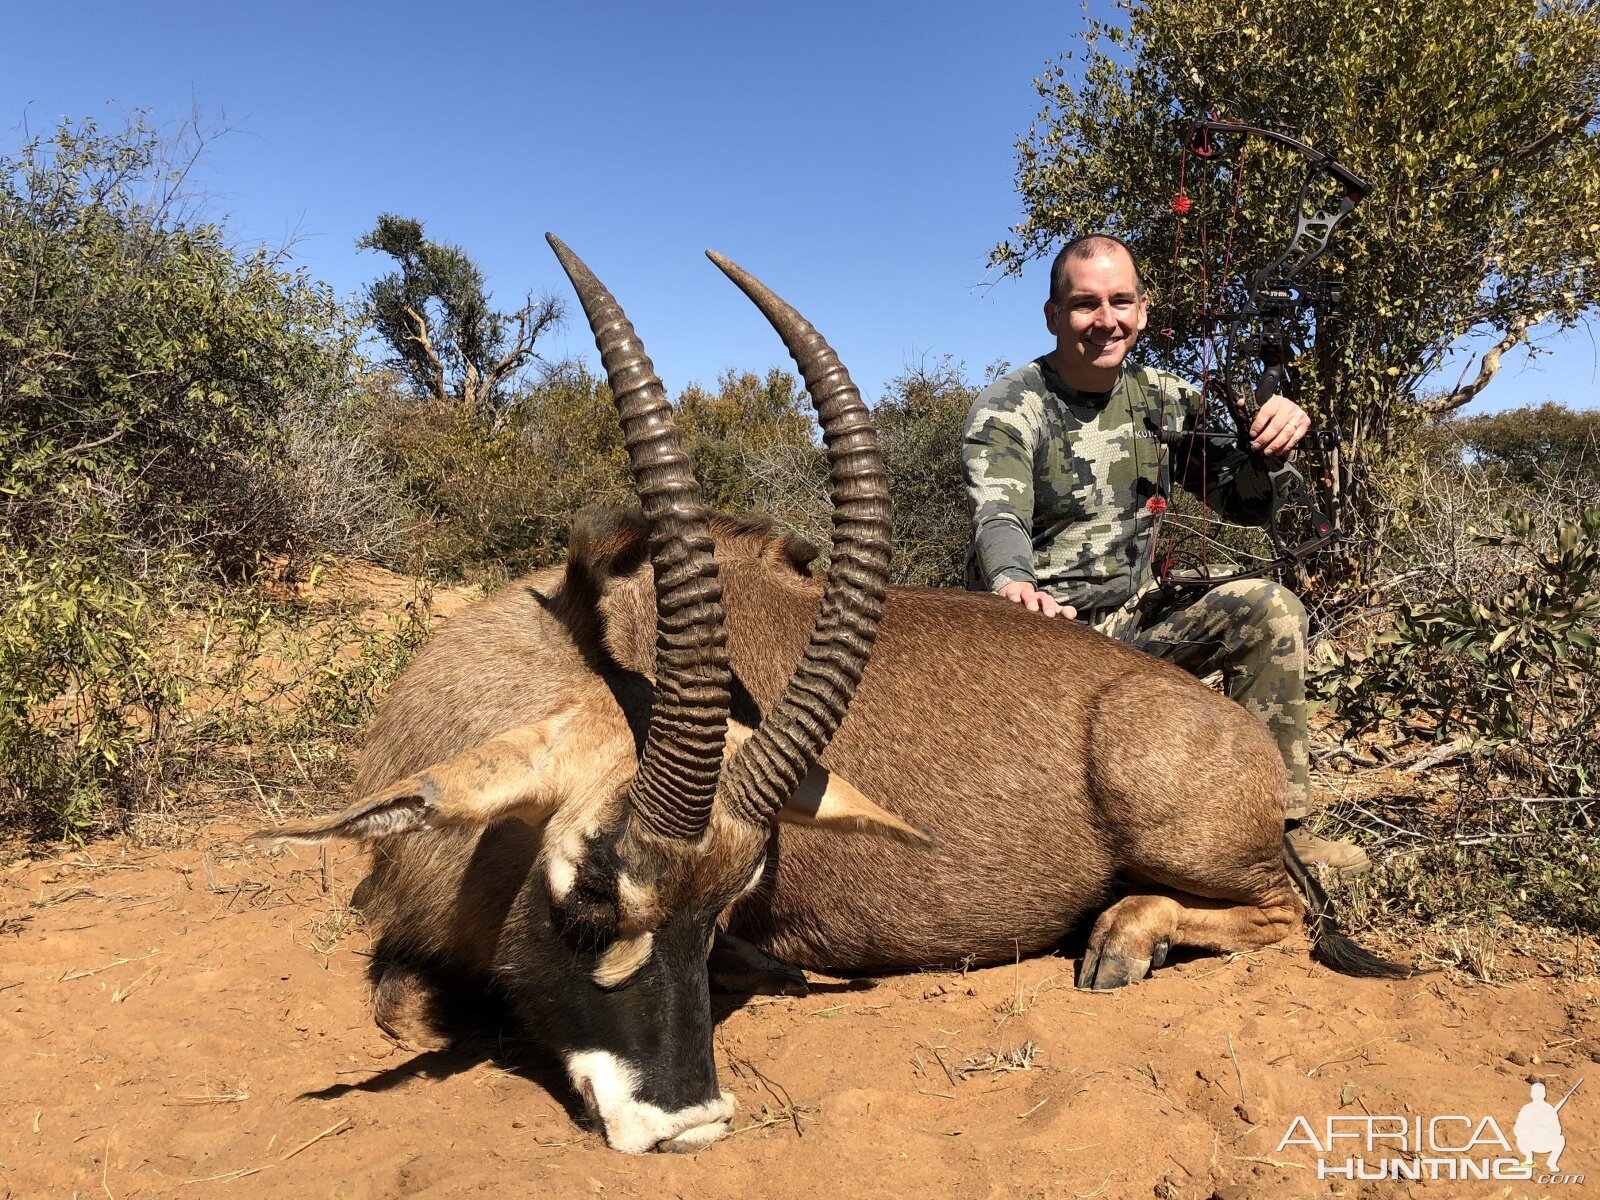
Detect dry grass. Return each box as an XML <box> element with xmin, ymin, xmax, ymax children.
<box><xmin>958</xmin><ymin>1041</ymin><xmax>1042</xmax><ymax>1079</ymax></box>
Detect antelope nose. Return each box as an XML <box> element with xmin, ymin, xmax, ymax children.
<box><xmin>654</xmin><ymin>1115</ymin><xmax>734</xmax><ymax>1153</ymax></box>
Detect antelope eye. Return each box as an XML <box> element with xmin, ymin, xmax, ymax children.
<box><xmin>552</xmin><ymin>880</ymin><xmax>619</xmax><ymax>954</ymax></box>
<box><xmin>551</xmin><ymin>848</ymin><xmax>623</xmax><ymax>953</ymax></box>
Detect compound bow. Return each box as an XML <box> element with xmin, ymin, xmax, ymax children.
<box><xmin>1153</xmin><ymin>116</ymin><xmax>1373</xmax><ymax>594</ymax></box>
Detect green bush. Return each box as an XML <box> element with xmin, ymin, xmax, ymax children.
<box><xmin>1316</xmin><ymin>507</ymin><xmax>1600</xmax><ymax>794</ymax></box>
<box><xmin>0</xmin><ymin>116</ymin><xmax>392</xmax><ymax>837</ymax></box>
<box><xmin>364</xmin><ymin>363</ymin><xmax>632</xmax><ymax>578</ymax></box>
<box><xmin>1327</xmin><ymin>797</ymin><xmax>1600</xmax><ymax>940</ymax></box>
<box><xmin>0</xmin><ymin>530</ymin><xmax>185</xmax><ymax>833</ymax></box>
<box><xmin>875</xmin><ymin>361</ymin><xmax>976</xmax><ymax>588</ymax></box>
<box><xmin>1</xmin><ymin>117</ymin><xmax>362</xmax><ymax>574</ymax></box>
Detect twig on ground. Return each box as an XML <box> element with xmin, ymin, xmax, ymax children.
<box><xmin>928</xmin><ymin>1044</ymin><xmax>960</xmax><ymax>1089</ymax></box>
<box><xmin>279</xmin><ymin>1117</ymin><xmax>352</xmax><ymax>1162</ymax></box>
<box><xmin>1228</xmin><ymin>1034</ymin><xmax>1247</xmax><ymax>1103</ymax></box>
<box><xmin>59</xmin><ymin>951</ymin><xmax>158</xmax><ymax>983</ymax></box>
<box><xmin>1405</xmin><ymin>741</ymin><xmax>1468</xmax><ymax>773</ymax></box>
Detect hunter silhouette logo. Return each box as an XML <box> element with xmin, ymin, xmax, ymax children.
<box><xmin>1516</xmin><ymin>1079</ymin><xmax>1581</xmax><ymax>1172</ymax></box>
<box><xmin>1277</xmin><ymin>1077</ymin><xmax>1585</xmax><ymax>1184</ymax></box>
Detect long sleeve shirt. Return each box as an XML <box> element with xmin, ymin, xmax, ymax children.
<box><xmin>962</xmin><ymin>357</ymin><xmax>1272</xmax><ymax>611</ymax></box>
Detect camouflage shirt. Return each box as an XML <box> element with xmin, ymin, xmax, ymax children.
<box><xmin>962</xmin><ymin>357</ymin><xmax>1271</xmax><ymax>612</ymax></box>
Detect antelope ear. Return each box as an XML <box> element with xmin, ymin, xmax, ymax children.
<box><xmin>247</xmin><ymin>714</ymin><xmax>633</xmax><ymax>846</ymax></box>
<box><xmin>776</xmin><ymin>765</ymin><xmax>936</xmax><ymax>848</ymax></box>
<box><xmin>719</xmin><ymin>719</ymin><xmax>932</xmax><ymax>848</ymax></box>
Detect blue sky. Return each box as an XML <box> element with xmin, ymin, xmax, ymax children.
<box><xmin>4</xmin><ymin>1</ymin><xmax>1594</xmax><ymax>414</ymax></box>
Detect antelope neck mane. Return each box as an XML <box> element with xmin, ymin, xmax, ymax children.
<box><xmin>551</xmin><ymin>507</ymin><xmax>824</xmax><ymax>680</ymax></box>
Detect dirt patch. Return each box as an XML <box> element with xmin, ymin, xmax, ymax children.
<box><xmin>2</xmin><ymin>828</ymin><xmax>1595</xmax><ymax>1199</ymax></box>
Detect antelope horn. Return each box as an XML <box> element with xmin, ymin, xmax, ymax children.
<box><xmin>705</xmin><ymin>251</ymin><xmax>892</xmax><ymax>825</ymax></box>
<box><xmin>546</xmin><ymin>234</ymin><xmax>731</xmax><ymax>842</ymax></box>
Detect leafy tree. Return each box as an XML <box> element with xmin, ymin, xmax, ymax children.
<box><xmin>1454</xmin><ymin>402</ymin><xmax>1600</xmax><ymax>486</ymax></box>
<box><xmin>676</xmin><ymin>369</ymin><xmax>817</xmax><ymax>513</ymax></box>
<box><xmin>874</xmin><ymin>360</ymin><xmax>980</xmax><ymax>588</ymax></box>
<box><xmin>993</xmin><ymin>0</ymin><xmax>1600</xmax><ymax>562</ymax></box>
<box><xmin>358</xmin><ymin>214</ymin><xmax>562</xmax><ymax>427</ymax></box>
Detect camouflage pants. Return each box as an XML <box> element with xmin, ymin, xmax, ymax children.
<box><xmin>1096</xmin><ymin>580</ymin><xmax>1315</xmax><ymax>819</ymax></box>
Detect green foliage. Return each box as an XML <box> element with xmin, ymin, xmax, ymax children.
<box><xmin>2</xmin><ymin>116</ymin><xmax>360</xmax><ymax>573</ymax></box>
<box><xmin>675</xmin><ymin>360</ymin><xmax>979</xmax><ymax>588</ymax></box>
<box><xmin>364</xmin><ymin>364</ymin><xmax>632</xmax><ymax>578</ymax></box>
<box><xmin>0</xmin><ymin>531</ymin><xmax>185</xmax><ymax>833</ymax></box>
<box><xmin>1326</xmin><ymin>797</ymin><xmax>1600</xmax><ymax>940</ymax></box>
<box><xmin>262</xmin><ymin>589</ymin><xmax>436</xmax><ymax>750</ymax></box>
<box><xmin>995</xmin><ymin>0</ymin><xmax>1600</xmax><ymax>558</ymax></box>
<box><xmin>677</xmin><ymin>369</ymin><xmax>818</xmax><ymax>513</ymax></box>
<box><xmin>0</xmin><ymin>116</ymin><xmax>385</xmax><ymax>836</ymax></box>
<box><xmin>1452</xmin><ymin>402</ymin><xmax>1600</xmax><ymax>486</ymax></box>
<box><xmin>1316</xmin><ymin>508</ymin><xmax>1600</xmax><ymax>794</ymax></box>
<box><xmin>875</xmin><ymin>361</ymin><xmax>977</xmax><ymax>588</ymax></box>
<box><xmin>358</xmin><ymin>214</ymin><xmax>562</xmax><ymax>424</ymax></box>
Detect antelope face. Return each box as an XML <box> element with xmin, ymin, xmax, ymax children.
<box><xmin>515</xmin><ymin>808</ymin><xmax>770</xmax><ymax>1153</ymax></box>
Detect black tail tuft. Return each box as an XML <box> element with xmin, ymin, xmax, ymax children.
<box><xmin>1283</xmin><ymin>833</ymin><xmax>1415</xmax><ymax>980</ymax></box>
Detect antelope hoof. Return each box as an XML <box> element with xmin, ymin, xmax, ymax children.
<box><xmin>1077</xmin><ymin>934</ymin><xmax>1168</xmax><ymax>990</ymax></box>
<box><xmin>708</xmin><ymin>931</ymin><xmax>809</xmax><ymax>997</ymax></box>
<box><xmin>1076</xmin><ymin>946</ymin><xmax>1152</xmax><ymax>990</ymax></box>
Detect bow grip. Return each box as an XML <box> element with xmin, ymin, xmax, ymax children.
<box><xmin>1254</xmin><ymin>362</ymin><xmax>1288</xmax><ymax>409</ymax></box>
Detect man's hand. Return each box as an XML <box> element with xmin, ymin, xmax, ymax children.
<box><xmin>1249</xmin><ymin>394</ymin><xmax>1313</xmax><ymax>457</ymax></box>
<box><xmin>997</xmin><ymin>581</ymin><xmax>1076</xmax><ymax>620</ymax></box>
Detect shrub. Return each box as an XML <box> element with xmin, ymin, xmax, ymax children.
<box><xmin>364</xmin><ymin>363</ymin><xmax>632</xmax><ymax>578</ymax></box>
<box><xmin>874</xmin><ymin>361</ymin><xmax>977</xmax><ymax>588</ymax></box>
<box><xmin>1</xmin><ymin>116</ymin><xmax>362</xmax><ymax>576</ymax></box>
<box><xmin>1316</xmin><ymin>506</ymin><xmax>1600</xmax><ymax>794</ymax></box>
<box><xmin>0</xmin><ymin>116</ymin><xmax>391</xmax><ymax>836</ymax></box>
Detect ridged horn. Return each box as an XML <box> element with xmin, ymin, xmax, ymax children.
<box><xmin>546</xmin><ymin>234</ymin><xmax>731</xmax><ymax>841</ymax></box>
<box><xmin>705</xmin><ymin>251</ymin><xmax>892</xmax><ymax>825</ymax></box>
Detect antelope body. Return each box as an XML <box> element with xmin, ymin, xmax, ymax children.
<box><xmin>258</xmin><ymin>237</ymin><xmax>1402</xmax><ymax>1155</ymax></box>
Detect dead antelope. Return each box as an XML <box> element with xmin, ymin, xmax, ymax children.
<box><xmin>256</xmin><ymin>235</ymin><xmax>1405</xmax><ymax>1154</ymax></box>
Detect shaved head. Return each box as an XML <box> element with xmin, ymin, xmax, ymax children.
<box><xmin>1049</xmin><ymin>234</ymin><xmax>1144</xmax><ymax>303</ymax></box>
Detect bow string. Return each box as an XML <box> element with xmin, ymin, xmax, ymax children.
<box><xmin>1152</xmin><ymin>116</ymin><xmax>1373</xmax><ymax>593</ymax></box>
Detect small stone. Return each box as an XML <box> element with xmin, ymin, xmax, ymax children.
<box><xmin>1507</xmin><ymin>1050</ymin><xmax>1529</xmax><ymax>1066</ymax></box>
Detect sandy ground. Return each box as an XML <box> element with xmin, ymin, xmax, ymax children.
<box><xmin>2</xmin><ymin>826</ymin><xmax>1596</xmax><ymax>1200</ymax></box>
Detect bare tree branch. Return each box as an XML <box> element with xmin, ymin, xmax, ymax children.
<box><xmin>480</xmin><ymin>295</ymin><xmax>564</xmax><ymax>428</ymax></box>
<box><xmin>1426</xmin><ymin>313</ymin><xmax>1550</xmax><ymax>414</ymax></box>
<box><xmin>1504</xmin><ymin>109</ymin><xmax>1597</xmax><ymax>162</ymax></box>
<box><xmin>399</xmin><ymin>303</ymin><xmax>448</xmax><ymax>404</ymax></box>
<box><xmin>41</xmin><ymin>426</ymin><xmax>129</xmax><ymax>465</ymax></box>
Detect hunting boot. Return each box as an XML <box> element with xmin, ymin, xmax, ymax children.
<box><xmin>1286</xmin><ymin>821</ymin><xmax>1371</xmax><ymax>874</ymax></box>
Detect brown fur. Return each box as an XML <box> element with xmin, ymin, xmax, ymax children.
<box><xmin>356</xmin><ymin>511</ymin><xmax>1301</xmax><ymax>986</ymax></box>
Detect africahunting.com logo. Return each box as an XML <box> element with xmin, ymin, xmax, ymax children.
<box><xmin>1276</xmin><ymin>1078</ymin><xmax>1584</xmax><ymax>1184</ymax></box>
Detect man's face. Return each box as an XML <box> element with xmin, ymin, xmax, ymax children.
<box><xmin>1044</xmin><ymin>248</ymin><xmax>1148</xmax><ymax>386</ymax></box>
